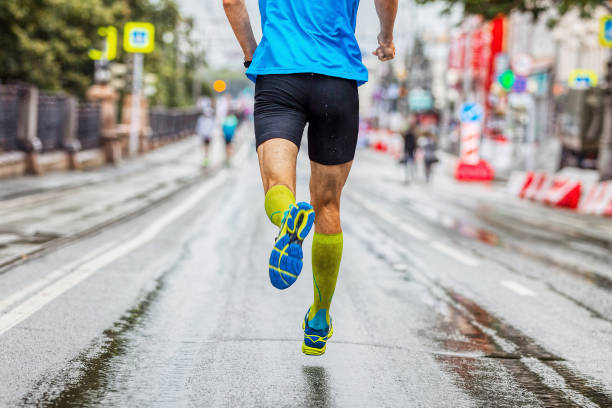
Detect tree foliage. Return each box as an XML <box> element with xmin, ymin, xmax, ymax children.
<box><xmin>0</xmin><ymin>0</ymin><xmax>204</xmax><ymax>106</ymax></box>
<box><xmin>414</xmin><ymin>0</ymin><xmax>608</xmax><ymax>21</ymax></box>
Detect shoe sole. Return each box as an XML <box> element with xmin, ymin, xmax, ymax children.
<box><xmin>302</xmin><ymin>324</ymin><xmax>334</xmax><ymax>356</ymax></box>
<box><xmin>268</xmin><ymin>202</ymin><xmax>315</xmax><ymax>290</ymax></box>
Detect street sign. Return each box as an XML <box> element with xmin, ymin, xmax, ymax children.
<box><xmin>459</xmin><ymin>102</ymin><xmax>484</xmax><ymax>123</ymax></box>
<box><xmin>600</xmin><ymin>16</ymin><xmax>612</xmax><ymax>47</ymax></box>
<box><xmin>122</xmin><ymin>22</ymin><xmax>155</xmax><ymax>156</ymax></box>
<box><xmin>512</xmin><ymin>75</ymin><xmax>527</xmax><ymax>93</ymax></box>
<box><xmin>89</xmin><ymin>26</ymin><xmax>118</xmax><ymax>61</ymax></box>
<box><xmin>123</xmin><ymin>22</ymin><xmax>155</xmax><ymax>54</ymax></box>
<box><xmin>568</xmin><ymin>69</ymin><xmax>598</xmax><ymax>89</ymax></box>
<box><xmin>498</xmin><ymin>69</ymin><xmax>515</xmax><ymax>90</ymax></box>
<box><xmin>512</xmin><ymin>53</ymin><xmax>533</xmax><ymax>77</ymax></box>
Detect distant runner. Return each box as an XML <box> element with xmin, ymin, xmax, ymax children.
<box><xmin>222</xmin><ymin>112</ymin><xmax>239</xmax><ymax>165</ymax></box>
<box><xmin>224</xmin><ymin>0</ymin><xmax>397</xmax><ymax>355</ymax></box>
<box><xmin>196</xmin><ymin>102</ymin><xmax>215</xmax><ymax>167</ymax></box>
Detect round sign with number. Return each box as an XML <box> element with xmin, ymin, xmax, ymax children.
<box><xmin>459</xmin><ymin>102</ymin><xmax>484</xmax><ymax>123</ymax></box>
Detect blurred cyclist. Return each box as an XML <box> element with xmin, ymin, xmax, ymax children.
<box><xmin>224</xmin><ymin>0</ymin><xmax>397</xmax><ymax>355</ymax></box>
<box><xmin>222</xmin><ymin>112</ymin><xmax>239</xmax><ymax>165</ymax></box>
<box><xmin>196</xmin><ymin>100</ymin><xmax>215</xmax><ymax>167</ymax></box>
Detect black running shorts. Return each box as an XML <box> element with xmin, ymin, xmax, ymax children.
<box><xmin>254</xmin><ymin>73</ymin><xmax>359</xmax><ymax>165</ymax></box>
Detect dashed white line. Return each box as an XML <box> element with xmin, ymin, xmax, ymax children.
<box><xmin>430</xmin><ymin>241</ymin><xmax>480</xmax><ymax>266</ymax></box>
<box><xmin>347</xmin><ymin>191</ymin><xmax>430</xmax><ymax>240</ymax></box>
<box><xmin>500</xmin><ymin>280</ymin><xmax>536</xmax><ymax>297</ymax></box>
<box><xmin>348</xmin><ymin>191</ymin><xmax>484</xmax><ymax>266</ymax></box>
<box><xmin>0</xmin><ymin>171</ymin><xmax>228</xmax><ymax>337</ymax></box>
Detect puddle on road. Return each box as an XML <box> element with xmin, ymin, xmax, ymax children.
<box><xmin>429</xmin><ymin>289</ymin><xmax>612</xmax><ymax>407</ymax></box>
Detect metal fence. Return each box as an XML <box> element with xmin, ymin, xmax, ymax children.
<box><xmin>0</xmin><ymin>85</ymin><xmax>21</xmax><ymax>152</ymax></box>
<box><xmin>149</xmin><ymin>108</ymin><xmax>199</xmax><ymax>141</ymax></box>
<box><xmin>77</xmin><ymin>103</ymin><xmax>101</xmax><ymax>150</ymax></box>
<box><xmin>37</xmin><ymin>93</ymin><xmax>68</xmax><ymax>152</ymax></box>
<box><xmin>1</xmin><ymin>84</ymin><xmax>198</xmax><ymax>154</ymax></box>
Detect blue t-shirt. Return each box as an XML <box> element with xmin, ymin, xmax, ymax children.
<box><xmin>246</xmin><ymin>0</ymin><xmax>368</xmax><ymax>86</ymax></box>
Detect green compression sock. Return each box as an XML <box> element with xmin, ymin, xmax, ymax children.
<box><xmin>309</xmin><ymin>232</ymin><xmax>343</xmax><ymax>330</ymax></box>
<box><xmin>264</xmin><ymin>185</ymin><xmax>296</xmax><ymax>227</ymax></box>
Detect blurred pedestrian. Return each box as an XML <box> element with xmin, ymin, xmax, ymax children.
<box><xmin>224</xmin><ymin>0</ymin><xmax>398</xmax><ymax>356</ymax></box>
<box><xmin>421</xmin><ymin>132</ymin><xmax>438</xmax><ymax>183</ymax></box>
<box><xmin>401</xmin><ymin>124</ymin><xmax>417</xmax><ymax>183</ymax></box>
<box><xmin>221</xmin><ymin>112</ymin><xmax>239</xmax><ymax>165</ymax></box>
<box><xmin>196</xmin><ymin>102</ymin><xmax>215</xmax><ymax>168</ymax></box>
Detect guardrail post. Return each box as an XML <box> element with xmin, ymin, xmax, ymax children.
<box><xmin>63</xmin><ymin>96</ymin><xmax>81</xmax><ymax>170</ymax></box>
<box><xmin>17</xmin><ymin>86</ymin><xmax>42</xmax><ymax>175</ymax></box>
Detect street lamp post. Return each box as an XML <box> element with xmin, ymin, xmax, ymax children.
<box><xmin>129</xmin><ymin>53</ymin><xmax>143</xmax><ymax>156</ymax></box>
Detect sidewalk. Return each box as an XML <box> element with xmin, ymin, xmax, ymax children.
<box><xmin>0</xmin><ymin>126</ymin><xmax>252</xmax><ymax>270</ymax></box>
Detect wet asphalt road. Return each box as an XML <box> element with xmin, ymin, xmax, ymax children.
<box><xmin>1</xmin><ymin>146</ymin><xmax>612</xmax><ymax>407</ymax></box>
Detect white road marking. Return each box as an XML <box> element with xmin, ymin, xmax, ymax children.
<box><xmin>348</xmin><ymin>191</ymin><xmax>483</xmax><ymax>267</ymax></box>
<box><xmin>500</xmin><ymin>280</ymin><xmax>536</xmax><ymax>297</ymax></box>
<box><xmin>0</xmin><ymin>241</ymin><xmax>116</xmax><ymax>314</ymax></box>
<box><xmin>347</xmin><ymin>191</ymin><xmax>430</xmax><ymax>240</ymax></box>
<box><xmin>0</xmin><ymin>171</ymin><xmax>228</xmax><ymax>337</ymax></box>
<box><xmin>430</xmin><ymin>241</ymin><xmax>480</xmax><ymax>266</ymax></box>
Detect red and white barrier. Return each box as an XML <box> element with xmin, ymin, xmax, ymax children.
<box><xmin>507</xmin><ymin>171</ymin><xmax>534</xmax><ymax>197</ymax></box>
<box><xmin>542</xmin><ymin>176</ymin><xmax>582</xmax><ymax>209</ymax></box>
<box><xmin>508</xmin><ymin>167</ymin><xmax>610</xmax><ymax>216</ymax></box>
<box><xmin>579</xmin><ymin>181</ymin><xmax>612</xmax><ymax>216</ymax></box>
<box><xmin>522</xmin><ymin>171</ymin><xmax>553</xmax><ymax>201</ymax></box>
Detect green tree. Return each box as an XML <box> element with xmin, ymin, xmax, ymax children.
<box><xmin>0</xmin><ymin>0</ymin><xmax>206</xmax><ymax>107</ymax></box>
<box><xmin>415</xmin><ymin>0</ymin><xmax>606</xmax><ymax>20</ymax></box>
<box><xmin>0</xmin><ymin>0</ymin><xmax>128</xmax><ymax>95</ymax></box>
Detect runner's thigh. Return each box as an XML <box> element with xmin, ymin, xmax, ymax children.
<box><xmin>254</xmin><ymin>74</ymin><xmax>308</xmax><ymax>150</ymax></box>
<box><xmin>306</xmin><ymin>75</ymin><xmax>359</xmax><ymax>165</ymax></box>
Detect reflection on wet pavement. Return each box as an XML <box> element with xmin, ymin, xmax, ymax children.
<box><xmin>22</xmin><ymin>277</ymin><xmax>165</xmax><ymax>406</ymax></box>
<box><xmin>302</xmin><ymin>366</ymin><xmax>333</xmax><ymax>408</ymax></box>
<box><xmin>349</xmin><ymin>205</ymin><xmax>612</xmax><ymax>407</ymax></box>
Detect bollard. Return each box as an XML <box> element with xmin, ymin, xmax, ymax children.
<box><xmin>63</xmin><ymin>96</ymin><xmax>81</xmax><ymax>170</ymax></box>
<box><xmin>17</xmin><ymin>86</ymin><xmax>42</xmax><ymax>175</ymax></box>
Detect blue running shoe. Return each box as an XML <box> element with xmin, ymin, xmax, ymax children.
<box><xmin>269</xmin><ymin>202</ymin><xmax>315</xmax><ymax>289</ymax></box>
<box><xmin>302</xmin><ymin>309</ymin><xmax>333</xmax><ymax>356</ymax></box>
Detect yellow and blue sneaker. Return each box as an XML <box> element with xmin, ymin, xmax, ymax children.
<box><xmin>269</xmin><ymin>202</ymin><xmax>315</xmax><ymax>290</ymax></box>
<box><xmin>302</xmin><ymin>308</ymin><xmax>333</xmax><ymax>356</ymax></box>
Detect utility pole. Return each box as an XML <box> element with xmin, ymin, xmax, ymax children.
<box><xmin>598</xmin><ymin>48</ymin><xmax>612</xmax><ymax>179</ymax></box>
<box><xmin>598</xmin><ymin>3</ymin><xmax>612</xmax><ymax>180</ymax></box>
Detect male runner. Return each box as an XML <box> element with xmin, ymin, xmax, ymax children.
<box><xmin>224</xmin><ymin>0</ymin><xmax>397</xmax><ymax>355</ymax></box>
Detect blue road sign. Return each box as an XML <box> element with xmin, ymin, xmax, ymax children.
<box><xmin>601</xmin><ymin>16</ymin><xmax>612</xmax><ymax>47</ymax></box>
<box><xmin>459</xmin><ymin>103</ymin><xmax>484</xmax><ymax>123</ymax></box>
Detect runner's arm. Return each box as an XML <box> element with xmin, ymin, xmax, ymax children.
<box><xmin>223</xmin><ymin>0</ymin><xmax>258</xmax><ymax>61</ymax></box>
<box><xmin>373</xmin><ymin>0</ymin><xmax>398</xmax><ymax>61</ymax></box>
